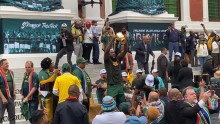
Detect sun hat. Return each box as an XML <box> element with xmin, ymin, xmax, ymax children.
<box><xmin>101</xmin><ymin>96</ymin><xmax>116</xmax><ymax>111</ymax></box>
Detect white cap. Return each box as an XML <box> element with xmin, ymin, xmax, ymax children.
<box><xmin>145</xmin><ymin>74</ymin><xmax>154</xmax><ymax>87</ymax></box>
<box><xmin>61</xmin><ymin>23</ymin><xmax>67</xmax><ymax>27</ymax></box>
<box><xmin>152</xmin><ymin>69</ymin><xmax>159</xmax><ymax>73</ymax></box>
<box><xmin>136</xmin><ymin>69</ymin><xmax>143</xmax><ymax>74</ymax></box>
<box><xmin>100</xmin><ymin>69</ymin><xmax>107</xmax><ymax>74</ymax></box>
<box><xmin>122</xmin><ymin>72</ymin><xmax>128</xmax><ymax>77</ymax></box>
<box><xmin>212</xmin><ymin>30</ymin><xmax>217</xmax><ymax>34</ymax></box>
<box><xmin>175</xmin><ymin>52</ymin><xmax>181</xmax><ymax>57</ymax></box>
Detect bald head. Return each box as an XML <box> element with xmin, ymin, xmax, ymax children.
<box><xmin>68</xmin><ymin>85</ymin><xmax>80</xmax><ymax>98</ymax></box>
<box><xmin>143</xmin><ymin>35</ymin><xmax>150</xmax><ymax>43</ymax></box>
<box><xmin>148</xmin><ymin>91</ymin><xmax>159</xmax><ymax>103</ymax></box>
<box><xmin>168</xmin><ymin>88</ymin><xmax>180</xmax><ymax>100</ymax></box>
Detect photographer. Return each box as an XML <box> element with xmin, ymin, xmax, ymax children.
<box><xmin>55</xmin><ymin>23</ymin><xmax>74</xmax><ymax>69</ymax></box>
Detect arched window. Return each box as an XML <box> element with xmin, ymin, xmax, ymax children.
<box><xmin>164</xmin><ymin>0</ymin><xmax>181</xmax><ymax>20</ymax></box>
<box><xmin>208</xmin><ymin>0</ymin><xmax>220</xmax><ymax>21</ymax></box>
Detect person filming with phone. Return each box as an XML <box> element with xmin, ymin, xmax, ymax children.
<box><xmin>179</xmin><ymin>80</ymin><xmax>219</xmax><ymax>124</ymax></box>
<box><xmin>55</xmin><ymin>23</ymin><xmax>74</xmax><ymax>69</ymax></box>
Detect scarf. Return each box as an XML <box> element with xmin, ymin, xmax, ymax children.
<box><xmin>28</xmin><ymin>70</ymin><xmax>34</xmax><ymax>92</ymax></box>
<box><xmin>66</xmin><ymin>96</ymin><xmax>78</xmax><ymax>101</ymax></box>
<box><xmin>0</xmin><ymin>68</ymin><xmax>13</xmax><ymax>98</ymax></box>
<box><xmin>186</xmin><ymin>102</ymin><xmax>211</xmax><ymax>124</ymax></box>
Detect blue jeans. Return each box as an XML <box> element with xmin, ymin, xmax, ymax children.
<box><xmin>92</xmin><ymin>39</ymin><xmax>100</xmax><ymax>62</ymax></box>
<box><xmin>168</xmin><ymin>42</ymin><xmax>179</xmax><ymax>61</ymax></box>
<box><xmin>29</xmin><ymin>100</ymin><xmax>39</xmax><ymax>123</ymax></box>
<box><xmin>198</xmin><ymin>57</ymin><xmax>206</xmax><ymax>71</ymax></box>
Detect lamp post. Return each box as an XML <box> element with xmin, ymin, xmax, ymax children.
<box><xmin>80</xmin><ymin>0</ymin><xmax>102</xmax><ymax>7</ymax></box>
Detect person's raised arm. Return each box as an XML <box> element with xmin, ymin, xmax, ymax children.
<box><xmin>104</xmin><ymin>36</ymin><xmax>116</xmax><ymax>60</ymax></box>
<box><xmin>201</xmin><ymin>24</ymin><xmax>209</xmax><ymax>36</ymax></box>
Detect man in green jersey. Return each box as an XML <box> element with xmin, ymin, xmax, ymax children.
<box><xmin>104</xmin><ymin>36</ymin><xmax>128</xmax><ymax>107</ymax></box>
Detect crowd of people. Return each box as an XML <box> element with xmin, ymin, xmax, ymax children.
<box><xmin>0</xmin><ymin>19</ymin><xmax>220</xmax><ymax>124</ymax></box>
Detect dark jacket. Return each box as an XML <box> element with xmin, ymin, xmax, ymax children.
<box><xmin>166</xmin><ymin>29</ymin><xmax>179</xmax><ymax>43</ymax></box>
<box><xmin>165</xmin><ymin>100</ymin><xmax>185</xmax><ymax>124</ymax></box>
<box><xmin>203</xmin><ymin>61</ymin><xmax>216</xmax><ymax>77</ymax></box>
<box><xmin>178</xmin><ymin>67</ymin><xmax>193</xmax><ymax>90</ymax></box>
<box><xmin>135</xmin><ymin>42</ymin><xmax>154</xmax><ymax>63</ymax></box>
<box><xmin>179</xmin><ymin>101</ymin><xmax>202</xmax><ymax>124</ymax></box>
<box><xmin>157</xmin><ymin>54</ymin><xmax>168</xmax><ymax>79</ymax></box>
<box><xmin>58</xmin><ymin>30</ymin><xmax>74</xmax><ymax>51</ymax></box>
<box><xmin>53</xmin><ymin>99</ymin><xmax>89</xmax><ymax>124</ymax></box>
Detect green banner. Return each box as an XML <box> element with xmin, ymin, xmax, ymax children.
<box><xmin>0</xmin><ymin>19</ymin><xmax>71</xmax><ymax>54</ymax></box>
<box><xmin>127</xmin><ymin>22</ymin><xmax>169</xmax><ymax>51</ymax></box>
<box><xmin>0</xmin><ymin>0</ymin><xmax>63</xmax><ymax>11</ymax></box>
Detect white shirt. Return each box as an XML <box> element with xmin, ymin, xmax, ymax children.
<box><xmin>212</xmin><ymin>41</ymin><xmax>220</xmax><ymax>53</ymax></box>
<box><xmin>84</xmin><ymin>28</ymin><xmax>93</xmax><ymax>43</ymax></box>
<box><xmin>92</xmin><ymin>112</ymin><xmax>127</xmax><ymax>124</ymax></box>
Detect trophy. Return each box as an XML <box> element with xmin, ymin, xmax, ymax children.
<box><xmin>116</xmin><ymin>32</ymin><xmax>127</xmax><ymax>45</ymax></box>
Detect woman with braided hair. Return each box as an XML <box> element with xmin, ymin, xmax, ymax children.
<box><xmin>38</xmin><ymin>57</ymin><xmax>60</xmax><ymax>122</ymax></box>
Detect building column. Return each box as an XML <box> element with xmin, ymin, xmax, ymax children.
<box><xmin>105</xmin><ymin>0</ymin><xmax>112</xmax><ymax>18</ymax></box>
<box><xmin>203</xmin><ymin>0</ymin><xmax>209</xmax><ymax>22</ymax></box>
<box><xmin>83</xmin><ymin>0</ymin><xmax>102</xmax><ymax>21</ymax></box>
<box><xmin>181</xmin><ymin>0</ymin><xmax>191</xmax><ymax>21</ymax></box>
<box><xmin>62</xmin><ymin>0</ymin><xmax>78</xmax><ymax>19</ymax></box>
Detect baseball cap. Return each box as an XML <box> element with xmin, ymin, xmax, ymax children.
<box><xmin>85</xmin><ymin>21</ymin><xmax>92</xmax><ymax>25</ymax></box>
<box><xmin>152</xmin><ymin>69</ymin><xmax>159</xmax><ymax>73</ymax></box>
<box><xmin>119</xmin><ymin>102</ymin><xmax>131</xmax><ymax>113</ymax></box>
<box><xmin>76</xmin><ymin>57</ymin><xmax>87</xmax><ymax>64</ymax></box>
<box><xmin>175</xmin><ymin>52</ymin><xmax>181</xmax><ymax>57</ymax></box>
<box><xmin>212</xmin><ymin>30</ymin><xmax>217</xmax><ymax>35</ymax></box>
<box><xmin>62</xmin><ymin>63</ymin><xmax>71</xmax><ymax>72</ymax></box>
<box><xmin>122</xmin><ymin>72</ymin><xmax>128</xmax><ymax>77</ymax></box>
<box><xmin>136</xmin><ymin>69</ymin><xmax>143</xmax><ymax>74</ymax></box>
<box><xmin>100</xmin><ymin>69</ymin><xmax>107</xmax><ymax>74</ymax></box>
<box><xmin>145</xmin><ymin>74</ymin><xmax>154</xmax><ymax>87</ymax></box>
<box><xmin>61</xmin><ymin>23</ymin><xmax>67</xmax><ymax>27</ymax></box>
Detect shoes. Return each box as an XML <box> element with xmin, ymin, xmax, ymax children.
<box><xmin>93</xmin><ymin>61</ymin><xmax>102</xmax><ymax>64</ymax></box>
<box><xmin>87</xmin><ymin>61</ymin><xmax>93</xmax><ymax>64</ymax></box>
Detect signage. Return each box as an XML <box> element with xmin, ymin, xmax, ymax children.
<box><xmin>127</xmin><ymin>22</ymin><xmax>169</xmax><ymax>51</ymax></box>
<box><xmin>0</xmin><ymin>19</ymin><xmax>71</xmax><ymax>54</ymax></box>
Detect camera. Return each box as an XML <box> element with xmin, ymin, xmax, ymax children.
<box><xmin>201</xmin><ymin>23</ymin><xmax>204</xmax><ymax>26</ymax></box>
<box><xmin>61</xmin><ymin>34</ymin><xmax>65</xmax><ymax>37</ymax></box>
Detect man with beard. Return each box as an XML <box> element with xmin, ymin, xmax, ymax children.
<box><xmin>55</xmin><ymin>23</ymin><xmax>74</xmax><ymax>68</ymax></box>
<box><xmin>104</xmin><ymin>36</ymin><xmax>128</xmax><ymax>107</ymax></box>
<box><xmin>93</xmin><ymin>69</ymin><xmax>107</xmax><ymax>104</ymax></box>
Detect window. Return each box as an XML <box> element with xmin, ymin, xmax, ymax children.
<box><xmin>112</xmin><ymin>0</ymin><xmax>117</xmax><ymax>12</ymax></box>
<box><xmin>164</xmin><ymin>0</ymin><xmax>180</xmax><ymax>20</ymax></box>
<box><xmin>209</xmin><ymin>0</ymin><xmax>220</xmax><ymax>21</ymax></box>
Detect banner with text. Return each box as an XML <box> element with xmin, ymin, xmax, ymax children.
<box><xmin>0</xmin><ymin>19</ymin><xmax>71</xmax><ymax>54</ymax></box>
<box><xmin>127</xmin><ymin>22</ymin><xmax>169</xmax><ymax>51</ymax></box>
